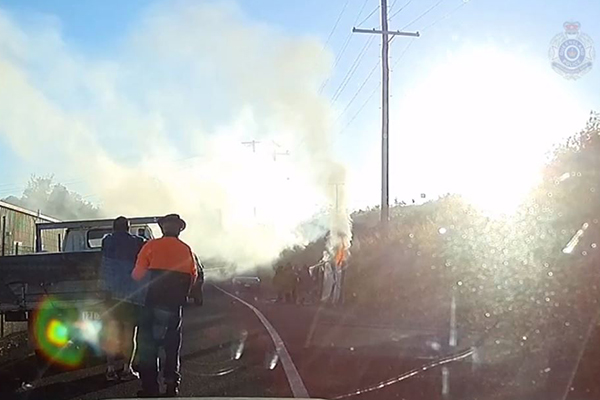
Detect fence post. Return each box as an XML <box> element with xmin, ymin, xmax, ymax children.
<box><xmin>442</xmin><ymin>288</ymin><xmax>458</xmax><ymax>399</ymax></box>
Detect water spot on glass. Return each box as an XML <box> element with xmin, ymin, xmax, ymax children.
<box><xmin>522</xmin><ymin>336</ymin><xmax>528</xmax><ymax>341</ymax></box>
<box><xmin>484</xmin><ymin>312</ymin><xmax>491</xmax><ymax>318</ymax></box>
<box><xmin>438</xmin><ymin>227</ymin><xmax>447</xmax><ymax>234</ymax></box>
<box><xmin>582</xmin><ymin>251</ymin><xmax>588</xmax><ymax>256</ymax></box>
<box><xmin>409</xmin><ymin>233</ymin><xmax>414</xmax><ymax>238</ymax></box>
<box><xmin>545</xmin><ymin>297</ymin><xmax>551</xmax><ymax>302</ymax></box>
<box><xmin>457</xmin><ymin>281</ymin><xmax>463</xmax><ymax>286</ymax></box>
<box><xmin>594</xmin><ymin>219</ymin><xmax>599</xmax><ymax>224</ymax></box>
<box><xmin>350</xmin><ymin>347</ymin><xmax>355</xmax><ymax>351</ymax></box>
<box><xmin>544</xmin><ymin>367</ymin><xmax>551</xmax><ymax>373</ymax></box>
<box><xmin>577</xmin><ymin>172</ymin><xmax>582</xmax><ymax>177</ymax></box>
<box><xmin>592</xmin><ymin>243</ymin><xmax>598</xmax><ymax>249</ymax></box>
<box><xmin>591</xmin><ymin>187</ymin><xmax>596</xmax><ymax>193</ymax></box>
<box><xmin>547</xmin><ymin>192</ymin><xmax>553</xmax><ymax>198</ymax></box>
<box><xmin>430</xmin><ymin>265</ymin><xmax>436</xmax><ymax>270</ymax></box>
<box><xmin>495</xmin><ymin>340</ymin><xmax>500</xmax><ymax>345</ymax></box>
<box><xmin>548</xmin><ymin>271</ymin><xmax>554</xmax><ymax>277</ymax></box>
<box><xmin>417</xmin><ymin>251</ymin><xmax>422</xmax><ymax>256</ymax></box>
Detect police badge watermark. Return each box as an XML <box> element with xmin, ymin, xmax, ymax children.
<box><xmin>549</xmin><ymin>21</ymin><xmax>595</xmax><ymax>80</ymax></box>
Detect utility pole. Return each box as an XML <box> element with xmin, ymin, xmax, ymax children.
<box><xmin>271</xmin><ymin>140</ymin><xmax>290</xmax><ymax>161</ymax></box>
<box><xmin>353</xmin><ymin>0</ymin><xmax>419</xmax><ymax>229</ymax></box>
<box><xmin>241</xmin><ymin>140</ymin><xmax>261</xmax><ymax>153</ymax></box>
<box><xmin>273</xmin><ymin>150</ymin><xmax>290</xmax><ymax>161</ymax></box>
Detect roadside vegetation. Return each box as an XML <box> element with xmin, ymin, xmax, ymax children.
<box><xmin>275</xmin><ymin>112</ymin><xmax>600</xmax><ymax>387</ymax></box>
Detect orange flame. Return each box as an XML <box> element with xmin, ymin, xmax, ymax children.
<box><xmin>335</xmin><ymin>244</ymin><xmax>346</xmax><ymax>267</ymax></box>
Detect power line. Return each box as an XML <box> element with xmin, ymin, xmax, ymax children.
<box><xmin>389</xmin><ymin>0</ymin><xmax>414</xmax><ymax>21</ymax></box>
<box><xmin>0</xmin><ymin>178</ymin><xmax>86</xmax><ymax>198</ymax></box>
<box><xmin>331</xmin><ymin>36</ymin><xmax>376</xmax><ymax>102</ymax></box>
<box><xmin>356</xmin><ymin>5</ymin><xmax>380</xmax><ymax>27</ymax></box>
<box><xmin>339</xmin><ymin>39</ymin><xmax>416</xmax><ymax>134</ymax></box>
<box><xmin>340</xmin><ymin>83</ymin><xmax>379</xmax><ymax>134</ymax></box>
<box><xmin>337</xmin><ymin>59</ymin><xmax>380</xmax><ymax>119</ymax></box>
<box><xmin>401</xmin><ymin>0</ymin><xmax>446</xmax><ymax>30</ymax></box>
<box><xmin>392</xmin><ymin>37</ymin><xmax>417</xmax><ymax>68</ymax></box>
<box><xmin>420</xmin><ymin>0</ymin><xmax>469</xmax><ymax>32</ymax></box>
<box><xmin>333</xmin><ymin>0</ymin><xmax>370</xmax><ymax>68</ymax></box>
<box><xmin>323</xmin><ymin>0</ymin><xmax>351</xmax><ymax>48</ymax></box>
<box><xmin>338</xmin><ymin>0</ymin><xmax>470</xmax><ymax>133</ymax></box>
<box><xmin>320</xmin><ymin>0</ymin><xmax>372</xmax><ymax>94</ymax></box>
<box><xmin>335</xmin><ymin>0</ymin><xmax>413</xmax><ymax>125</ymax></box>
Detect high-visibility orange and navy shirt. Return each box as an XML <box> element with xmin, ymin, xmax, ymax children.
<box><xmin>132</xmin><ymin>237</ymin><xmax>198</xmax><ymax>283</ymax></box>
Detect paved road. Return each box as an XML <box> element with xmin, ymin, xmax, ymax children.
<box><xmin>2</xmin><ymin>285</ymin><xmax>290</xmax><ymax>399</ymax></box>
<box><xmin>2</xmin><ymin>283</ymin><xmax>600</xmax><ymax>400</ymax></box>
<box><xmin>0</xmin><ymin>284</ymin><xmax>455</xmax><ymax>400</ymax></box>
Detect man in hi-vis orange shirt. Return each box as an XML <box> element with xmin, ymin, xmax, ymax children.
<box><xmin>132</xmin><ymin>214</ymin><xmax>197</xmax><ymax>397</ymax></box>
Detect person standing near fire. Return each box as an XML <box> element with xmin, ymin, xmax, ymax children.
<box><xmin>100</xmin><ymin>216</ymin><xmax>146</xmax><ymax>382</ymax></box>
<box><xmin>132</xmin><ymin>214</ymin><xmax>198</xmax><ymax>397</ymax></box>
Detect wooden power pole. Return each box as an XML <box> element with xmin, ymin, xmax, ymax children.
<box><xmin>353</xmin><ymin>0</ymin><xmax>419</xmax><ymax>229</ymax></box>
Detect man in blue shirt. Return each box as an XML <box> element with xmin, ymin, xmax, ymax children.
<box><xmin>101</xmin><ymin>216</ymin><xmax>146</xmax><ymax>382</ymax></box>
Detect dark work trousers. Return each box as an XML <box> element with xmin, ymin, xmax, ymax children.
<box><xmin>138</xmin><ymin>306</ymin><xmax>183</xmax><ymax>394</ymax></box>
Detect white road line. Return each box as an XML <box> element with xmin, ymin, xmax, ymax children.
<box><xmin>213</xmin><ymin>285</ymin><xmax>309</xmax><ymax>398</ymax></box>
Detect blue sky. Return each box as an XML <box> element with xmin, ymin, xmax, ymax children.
<box><xmin>0</xmin><ymin>0</ymin><xmax>599</xmax><ymax>212</ymax></box>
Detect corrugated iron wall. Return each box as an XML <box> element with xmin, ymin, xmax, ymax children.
<box><xmin>0</xmin><ymin>205</ymin><xmax>63</xmax><ymax>337</ymax></box>
<box><xmin>0</xmin><ymin>205</ymin><xmax>61</xmax><ymax>255</ymax></box>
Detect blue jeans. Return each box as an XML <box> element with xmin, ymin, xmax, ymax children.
<box><xmin>138</xmin><ymin>306</ymin><xmax>182</xmax><ymax>394</ymax></box>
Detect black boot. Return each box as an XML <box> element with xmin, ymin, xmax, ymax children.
<box><xmin>165</xmin><ymin>384</ymin><xmax>180</xmax><ymax>397</ymax></box>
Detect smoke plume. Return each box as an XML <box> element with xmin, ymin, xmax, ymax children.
<box><xmin>0</xmin><ymin>1</ymin><xmax>351</xmax><ymax>269</ymax></box>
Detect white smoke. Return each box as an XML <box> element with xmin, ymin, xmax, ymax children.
<box><xmin>0</xmin><ymin>1</ymin><xmax>351</xmax><ymax>268</ymax></box>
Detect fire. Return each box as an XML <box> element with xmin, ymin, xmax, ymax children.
<box><xmin>335</xmin><ymin>243</ymin><xmax>346</xmax><ymax>268</ymax></box>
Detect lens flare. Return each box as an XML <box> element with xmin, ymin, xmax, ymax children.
<box><xmin>33</xmin><ymin>297</ymin><xmax>86</xmax><ymax>367</ymax></box>
<box><xmin>46</xmin><ymin>319</ymin><xmax>69</xmax><ymax>347</ymax></box>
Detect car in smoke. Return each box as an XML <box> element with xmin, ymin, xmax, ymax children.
<box><xmin>188</xmin><ymin>254</ymin><xmax>205</xmax><ymax>306</ymax></box>
<box><xmin>232</xmin><ymin>276</ymin><xmax>261</xmax><ymax>295</ymax></box>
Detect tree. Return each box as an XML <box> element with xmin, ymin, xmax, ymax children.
<box><xmin>3</xmin><ymin>175</ymin><xmax>102</xmax><ymax>220</ymax></box>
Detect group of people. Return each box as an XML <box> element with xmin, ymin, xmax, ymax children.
<box><xmin>273</xmin><ymin>264</ymin><xmax>317</xmax><ymax>304</ymax></box>
<box><xmin>100</xmin><ymin>213</ymin><xmax>199</xmax><ymax>398</ymax></box>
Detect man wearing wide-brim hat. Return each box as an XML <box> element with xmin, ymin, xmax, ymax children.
<box><xmin>132</xmin><ymin>213</ymin><xmax>198</xmax><ymax>397</ymax></box>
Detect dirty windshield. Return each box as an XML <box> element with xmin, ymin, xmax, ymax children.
<box><xmin>0</xmin><ymin>1</ymin><xmax>599</xmax><ymax>400</ymax></box>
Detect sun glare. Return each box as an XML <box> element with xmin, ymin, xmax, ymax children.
<box><xmin>391</xmin><ymin>46</ymin><xmax>589</xmax><ymax>215</ymax></box>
